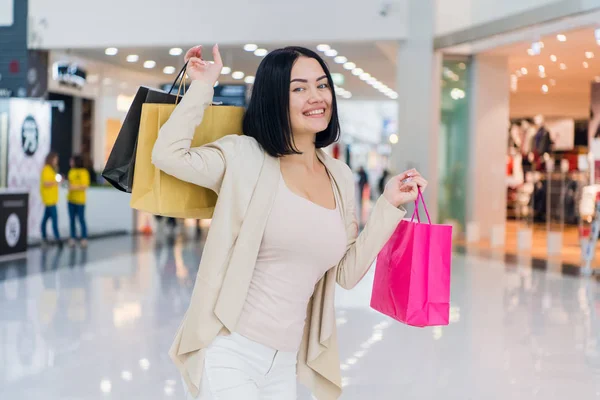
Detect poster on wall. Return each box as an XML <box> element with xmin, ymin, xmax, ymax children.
<box><xmin>7</xmin><ymin>99</ymin><xmax>52</xmax><ymax>239</ymax></box>
<box><xmin>546</xmin><ymin>118</ymin><xmax>575</xmax><ymax>151</ymax></box>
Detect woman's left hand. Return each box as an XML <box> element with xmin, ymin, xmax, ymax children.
<box><xmin>382</xmin><ymin>169</ymin><xmax>428</xmax><ymax>208</ymax></box>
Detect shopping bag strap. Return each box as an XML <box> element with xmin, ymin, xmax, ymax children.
<box><xmin>410</xmin><ymin>188</ymin><xmax>432</xmax><ymax>224</ymax></box>
<box><xmin>167</xmin><ymin>62</ymin><xmax>189</xmax><ymax>103</ymax></box>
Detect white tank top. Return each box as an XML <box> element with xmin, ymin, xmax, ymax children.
<box><xmin>235</xmin><ymin>172</ymin><xmax>347</xmax><ymax>351</ymax></box>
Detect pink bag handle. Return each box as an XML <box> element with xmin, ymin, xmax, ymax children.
<box><xmin>410</xmin><ymin>188</ymin><xmax>432</xmax><ymax>224</ymax></box>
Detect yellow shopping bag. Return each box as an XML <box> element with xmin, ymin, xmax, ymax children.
<box><xmin>130</xmin><ymin>103</ymin><xmax>244</xmax><ymax>218</ymax></box>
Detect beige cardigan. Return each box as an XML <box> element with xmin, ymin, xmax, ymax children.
<box><xmin>151</xmin><ymin>81</ymin><xmax>406</xmax><ymax>399</ymax></box>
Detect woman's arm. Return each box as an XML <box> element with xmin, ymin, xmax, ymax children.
<box><xmin>151</xmin><ymin>81</ymin><xmax>234</xmax><ymax>194</ymax></box>
<box><xmin>335</xmin><ymin>167</ymin><xmax>406</xmax><ymax>290</ymax></box>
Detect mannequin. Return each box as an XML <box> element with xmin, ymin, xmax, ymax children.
<box><xmin>532</xmin><ymin>114</ymin><xmax>553</xmax><ymax>156</ymax></box>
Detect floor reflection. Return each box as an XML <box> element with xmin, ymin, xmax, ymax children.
<box><xmin>0</xmin><ymin>234</ymin><xmax>598</xmax><ymax>399</ymax></box>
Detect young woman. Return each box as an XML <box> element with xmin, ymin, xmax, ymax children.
<box><xmin>152</xmin><ymin>45</ymin><xmax>427</xmax><ymax>400</ymax></box>
<box><xmin>40</xmin><ymin>152</ymin><xmax>62</xmax><ymax>246</ymax></box>
<box><xmin>67</xmin><ymin>155</ymin><xmax>90</xmax><ymax>247</ymax></box>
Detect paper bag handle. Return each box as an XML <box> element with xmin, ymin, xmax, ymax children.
<box><xmin>410</xmin><ymin>188</ymin><xmax>432</xmax><ymax>224</ymax></box>
<box><xmin>167</xmin><ymin>62</ymin><xmax>189</xmax><ymax>104</ymax></box>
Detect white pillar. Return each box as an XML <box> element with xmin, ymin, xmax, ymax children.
<box><xmin>391</xmin><ymin>0</ymin><xmax>441</xmax><ymax>221</ymax></box>
<box><xmin>467</xmin><ymin>55</ymin><xmax>510</xmax><ymax>239</ymax></box>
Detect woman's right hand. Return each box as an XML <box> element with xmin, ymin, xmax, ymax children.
<box><xmin>184</xmin><ymin>44</ymin><xmax>223</xmax><ymax>86</ymax></box>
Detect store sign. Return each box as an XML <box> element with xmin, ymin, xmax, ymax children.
<box><xmin>52</xmin><ymin>62</ymin><xmax>87</xmax><ymax>89</ymax></box>
<box><xmin>0</xmin><ymin>194</ymin><xmax>28</xmax><ymax>256</ymax></box>
<box><xmin>7</xmin><ymin>99</ymin><xmax>51</xmax><ymax>240</ymax></box>
<box><xmin>0</xmin><ymin>0</ymin><xmax>14</xmax><ymax>27</ymax></box>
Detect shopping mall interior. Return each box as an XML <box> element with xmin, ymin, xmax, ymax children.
<box><xmin>1</xmin><ymin>1</ymin><xmax>600</xmax><ymax>399</ymax></box>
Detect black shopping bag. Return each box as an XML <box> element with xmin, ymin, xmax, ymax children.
<box><xmin>102</xmin><ymin>64</ymin><xmax>187</xmax><ymax>192</ymax></box>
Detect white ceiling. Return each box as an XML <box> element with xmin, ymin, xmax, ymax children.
<box><xmin>64</xmin><ymin>41</ymin><xmax>399</xmax><ymax>101</ymax></box>
<box><xmin>485</xmin><ymin>27</ymin><xmax>600</xmax><ymax>95</ymax></box>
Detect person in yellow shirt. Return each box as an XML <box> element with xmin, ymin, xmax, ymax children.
<box><xmin>67</xmin><ymin>155</ymin><xmax>90</xmax><ymax>247</ymax></box>
<box><xmin>40</xmin><ymin>152</ymin><xmax>62</xmax><ymax>246</ymax></box>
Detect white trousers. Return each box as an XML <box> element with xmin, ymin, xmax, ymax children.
<box><xmin>184</xmin><ymin>333</ymin><xmax>298</xmax><ymax>400</ymax></box>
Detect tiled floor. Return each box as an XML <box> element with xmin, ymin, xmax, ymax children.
<box><xmin>1</xmin><ymin>233</ymin><xmax>599</xmax><ymax>399</ymax></box>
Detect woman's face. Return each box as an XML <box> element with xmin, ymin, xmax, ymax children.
<box><xmin>288</xmin><ymin>57</ymin><xmax>333</xmax><ymax>138</ymax></box>
<box><xmin>52</xmin><ymin>156</ymin><xmax>59</xmax><ymax>169</ymax></box>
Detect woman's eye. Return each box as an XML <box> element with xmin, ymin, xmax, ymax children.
<box><xmin>318</xmin><ymin>83</ymin><xmax>330</xmax><ymax>89</ymax></box>
<box><xmin>293</xmin><ymin>87</ymin><xmax>305</xmax><ymax>92</ymax></box>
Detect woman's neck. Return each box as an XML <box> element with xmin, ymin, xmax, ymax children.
<box><xmin>281</xmin><ymin>134</ymin><xmax>319</xmax><ymax>170</ymax></box>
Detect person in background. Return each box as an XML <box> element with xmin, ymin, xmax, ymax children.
<box><xmin>67</xmin><ymin>155</ymin><xmax>90</xmax><ymax>247</ymax></box>
<box><xmin>40</xmin><ymin>152</ymin><xmax>62</xmax><ymax>247</ymax></box>
<box><xmin>378</xmin><ymin>169</ymin><xmax>391</xmax><ymax>197</ymax></box>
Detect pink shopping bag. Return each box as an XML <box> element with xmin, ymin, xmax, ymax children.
<box><xmin>370</xmin><ymin>189</ymin><xmax>452</xmax><ymax>327</ymax></box>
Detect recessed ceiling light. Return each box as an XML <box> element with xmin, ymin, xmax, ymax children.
<box><xmin>169</xmin><ymin>48</ymin><xmax>183</xmax><ymax>56</ymax></box>
<box><xmin>584</xmin><ymin>61</ymin><xmax>590</xmax><ymax>69</ymax></box>
<box><xmin>244</xmin><ymin>76</ymin><xmax>255</xmax><ymax>84</ymax></box>
<box><xmin>538</xmin><ymin>65</ymin><xmax>545</xmax><ymax>72</ymax></box>
<box><xmin>221</xmin><ymin>66</ymin><xmax>231</xmax><ymax>75</ymax></box>
<box><xmin>527</xmin><ymin>48</ymin><xmax>535</xmax><ymax>56</ymax></box>
<box><xmin>324</xmin><ymin>49</ymin><xmax>338</xmax><ymax>57</ymax></box>
<box><xmin>560</xmin><ymin>63</ymin><xmax>567</xmax><ymax>70</ymax></box>
<box><xmin>515</xmin><ymin>70</ymin><xmax>522</xmax><ymax>78</ymax></box>
<box><xmin>334</xmin><ymin>56</ymin><xmax>348</xmax><ymax>64</ymax></box>
<box><xmin>143</xmin><ymin>60</ymin><xmax>156</xmax><ymax>69</ymax></box>
<box><xmin>521</xmin><ymin>67</ymin><xmax>528</xmax><ymax>75</ymax></box>
<box><xmin>343</xmin><ymin>62</ymin><xmax>356</xmax><ymax>70</ymax></box>
<box><xmin>341</xmin><ymin>92</ymin><xmax>352</xmax><ymax>99</ymax></box>
<box><xmin>367</xmin><ymin>78</ymin><xmax>377</xmax><ymax>85</ymax></box>
<box><xmin>254</xmin><ymin>49</ymin><xmax>268</xmax><ymax>57</ymax></box>
<box><xmin>126</xmin><ymin>54</ymin><xmax>139</xmax><ymax>63</ymax></box>
<box><xmin>389</xmin><ymin>93</ymin><xmax>399</xmax><ymax>100</ymax></box>
<box><xmin>389</xmin><ymin>134</ymin><xmax>399</xmax><ymax>144</ymax></box>
<box><xmin>317</xmin><ymin>44</ymin><xmax>330</xmax><ymax>52</ymax></box>
<box><xmin>550</xmin><ymin>55</ymin><xmax>557</xmax><ymax>62</ymax></box>
<box><xmin>586</xmin><ymin>51</ymin><xmax>595</xmax><ymax>59</ymax></box>
<box><xmin>105</xmin><ymin>47</ymin><xmax>118</xmax><ymax>56</ymax></box>
<box><xmin>542</xmin><ymin>84</ymin><xmax>549</xmax><ymax>93</ymax></box>
<box><xmin>352</xmin><ymin>68</ymin><xmax>364</xmax><ymax>76</ymax></box>
<box><xmin>232</xmin><ymin>71</ymin><xmax>245</xmax><ymax>80</ymax></box>
<box><xmin>359</xmin><ymin>72</ymin><xmax>371</xmax><ymax>81</ymax></box>
<box><xmin>244</xmin><ymin>44</ymin><xmax>258</xmax><ymax>52</ymax></box>
<box><xmin>163</xmin><ymin>66</ymin><xmax>176</xmax><ymax>75</ymax></box>
<box><xmin>557</xmin><ymin>34</ymin><xmax>567</xmax><ymax>42</ymax></box>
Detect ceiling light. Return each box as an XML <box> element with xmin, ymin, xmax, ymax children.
<box><xmin>244</xmin><ymin>44</ymin><xmax>258</xmax><ymax>52</ymax></box>
<box><xmin>244</xmin><ymin>76</ymin><xmax>255</xmax><ymax>84</ymax></box>
<box><xmin>343</xmin><ymin>62</ymin><xmax>356</xmax><ymax>70</ymax></box>
<box><xmin>557</xmin><ymin>34</ymin><xmax>567</xmax><ymax>42</ymax></box>
<box><xmin>586</xmin><ymin>51</ymin><xmax>595</xmax><ymax>59</ymax></box>
<box><xmin>458</xmin><ymin>63</ymin><xmax>466</xmax><ymax>70</ymax></box>
<box><xmin>584</xmin><ymin>62</ymin><xmax>590</xmax><ymax>69</ymax></box>
<box><xmin>560</xmin><ymin>63</ymin><xmax>567</xmax><ymax>70</ymax></box>
<box><xmin>105</xmin><ymin>47</ymin><xmax>118</xmax><ymax>56</ymax></box>
<box><xmin>317</xmin><ymin>44</ymin><xmax>330</xmax><ymax>52</ymax></box>
<box><xmin>163</xmin><ymin>66</ymin><xmax>176</xmax><ymax>75</ymax></box>
<box><xmin>538</xmin><ymin>65</ymin><xmax>545</xmax><ymax>73</ymax></box>
<box><xmin>389</xmin><ymin>134</ymin><xmax>399</xmax><ymax>144</ymax></box>
<box><xmin>389</xmin><ymin>93</ymin><xmax>399</xmax><ymax>99</ymax></box>
<box><xmin>121</xmin><ymin>371</ymin><xmax>133</xmax><ymax>381</ymax></box>
<box><xmin>521</xmin><ymin>67</ymin><xmax>528</xmax><ymax>75</ymax></box>
<box><xmin>254</xmin><ymin>48</ymin><xmax>268</xmax><ymax>57</ymax></box>
<box><xmin>143</xmin><ymin>60</ymin><xmax>156</xmax><ymax>69</ymax></box>
<box><xmin>221</xmin><ymin>66</ymin><xmax>231</xmax><ymax>75</ymax></box>
<box><xmin>100</xmin><ymin>379</ymin><xmax>112</xmax><ymax>394</ymax></box>
<box><xmin>324</xmin><ymin>49</ymin><xmax>338</xmax><ymax>57</ymax></box>
<box><xmin>139</xmin><ymin>358</ymin><xmax>150</xmax><ymax>370</ymax></box>
<box><xmin>352</xmin><ymin>68</ymin><xmax>364</xmax><ymax>76</ymax></box>
<box><xmin>126</xmin><ymin>54</ymin><xmax>139</xmax><ymax>63</ymax></box>
<box><xmin>359</xmin><ymin>72</ymin><xmax>371</xmax><ymax>81</ymax></box>
<box><xmin>232</xmin><ymin>71</ymin><xmax>245</xmax><ymax>80</ymax></box>
<box><xmin>511</xmin><ymin>75</ymin><xmax>518</xmax><ymax>92</ymax></box>
<box><xmin>538</xmin><ymin>41</ymin><xmax>545</xmax><ymax>48</ymax></box>
<box><xmin>334</xmin><ymin>56</ymin><xmax>348</xmax><ymax>64</ymax></box>
<box><xmin>550</xmin><ymin>55</ymin><xmax>557</xmax><ymax>62</ymax></box>
<box><xmin>539</xmin><ymin>72</ymin><xmax>546</xmax><ymax>78</ymax></box>
<box><xmin>542</xmin><ymin>84</ymin><xmax>549</xmax><ymax>93</ymax></box>
<box><xmin>341</xmin><ymin>92</ymin><xmax>352</xmax><ymax>99</ymax></box>
<box><xmin>367</xmin><ymin>78</ymin><xmax>378</xmax><ymax>85</ymax></box>
<box><xmin>169</xmin><ymin>47</ymin><xmax>183</xmax><ymax>56</ymax></box>
<box><xmin>527</xmin><ymin>48</ymin><xmax>535</xmax><ymax>56</ymax></box>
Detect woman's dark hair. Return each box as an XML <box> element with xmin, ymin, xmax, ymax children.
<box><xmin>72</xmin><ymin>155</ymin><xmax>84</xmax><ymax>168</ymax></box>
<box><xmin>45</xmin><ymin>152</ymin><xmax>58</xmax><ymax>169</ymax></box>
<box><xmin>243</xmin><ymin>46</ymin><xmax>340</xmax><ymax>157</ymax></box>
